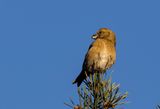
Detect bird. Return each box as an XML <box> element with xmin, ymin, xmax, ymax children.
<box><xmin>73</xmin><ymin>28</ymin><xmax>116</xmax><ymax>87</ymax></box>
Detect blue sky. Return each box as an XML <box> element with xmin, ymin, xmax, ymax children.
<box><xmin>0</xmin><ymin>0</ymin><xmax>160</xmax><ymax>109</ymax></box>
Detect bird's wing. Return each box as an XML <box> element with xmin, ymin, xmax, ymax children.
<box><xmin>81</xmin><ymin>40</ymin><xmax>103</xmax><ymax>70</ymax></box>
<box><xmin>81</xmin><ymin>40</ymin><xmax>96</xmax><ymax>70</ymax></box>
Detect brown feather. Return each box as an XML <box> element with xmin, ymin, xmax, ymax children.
<box><xmin>73</xmin><ymin>28</ymin><xmax>116</xmax><ymax>87</ymax></box>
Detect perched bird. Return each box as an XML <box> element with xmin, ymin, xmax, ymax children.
<box><xmin>73</xmin><ymin>28</ymin><xmax>116</xmax><ymax>87</ymax></box>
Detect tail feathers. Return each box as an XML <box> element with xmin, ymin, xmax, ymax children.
<box><xmin>73</xmin><ymin>71</ymin><xmax>86</xmax><ymax>87</ymax></box>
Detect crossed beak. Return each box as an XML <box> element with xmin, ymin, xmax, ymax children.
<box><xmin>92</xmin><ymin>34</ymin><xmax>98</xmax><ymax>39</ymax></box>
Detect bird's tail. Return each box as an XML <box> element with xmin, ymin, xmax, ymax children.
<box><xmin>73</xmin><ymin>70</ymin><xmax>86</xmax><ymax>87</ymax></box>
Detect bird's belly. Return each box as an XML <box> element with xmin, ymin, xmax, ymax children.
<box><xmin>96</xmin><ymin>54</ymin><xmax>109</xmax><ymax>70</ymax></box>
<box><xmin>87</xmin><ymin>51</ymin><xmax>113</xmax><ymax>72</ymax></box>
<box><xmin>98</xmin><ymin>57</ymin><xmax>108</xmax><ymax>68</ymax></box>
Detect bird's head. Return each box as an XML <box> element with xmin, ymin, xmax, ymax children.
<box><xmin>92</xmin><ymin>28</ymin><xmax>116</xmax><ymax>46</ymax></box>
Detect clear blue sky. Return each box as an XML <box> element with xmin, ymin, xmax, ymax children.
<box><xmin>0</xmin><ymin>0</ymin><xmax>160</xmax><ymax>109</ymax></box>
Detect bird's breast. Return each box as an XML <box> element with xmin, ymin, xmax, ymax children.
<box><xmin>86</xmin><ymin>42</ymin><xmax>116</xmax><ymax>72</ymax></box>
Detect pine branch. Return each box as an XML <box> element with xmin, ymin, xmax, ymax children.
<box><xmin>66</xmin><ymin>72</ymin><xmax>128</xmax><ymax>109</ymax></box>
<box><xmin>156</xmin><ymin>105</ymin><xmax>160</xmax><ymax>109</ymax></box>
